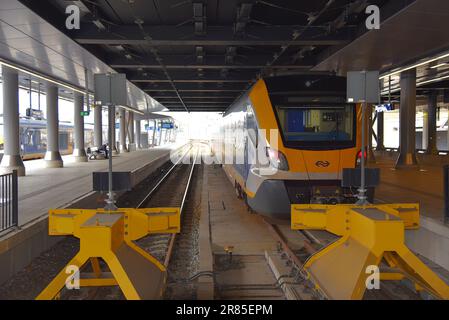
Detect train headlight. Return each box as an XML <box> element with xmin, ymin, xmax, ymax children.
<box><xmin>266</xmin><ymin>147</ymin><xmax>289</xmax><ymax>171</ymax></box>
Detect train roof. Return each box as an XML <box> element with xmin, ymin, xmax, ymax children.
<box><xmin>18</xmin><ymin>118</ymin><xmax>73</xmax><ymax>129</ymax></box>
<box><xmin>262</xmin><ymin>74</ymin><xmax>348</xmax><ymax>105</ymax></box>
<box><xmin>263</xmin><ymin>74</ymin><xmax>347</xmax><ymax>96</ymax></box>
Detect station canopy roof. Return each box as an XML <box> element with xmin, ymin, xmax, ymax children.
<box><xmin>15</xmin><ymin>0</ymin><xmax>447</xmax><ymax>112</ymax></box>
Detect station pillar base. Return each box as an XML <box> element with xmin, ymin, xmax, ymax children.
<box><xmin>72</xmin><ymin>149</ymin><xmax>88</xmax><ymax>163</ymax></box>
<box><xmin>44</xmin><ymin>151</ymin><xmax>63</xmax><ymax>168</ymax></box>
<box><xmin>395</xmin><ymin>152</ymin><xmax>419</xmax><ymax>170</ymax></box>
<box><xmin>0</xmin><ymin>155</ymin><xmax>25</xmax><ymax>176</ymax></box>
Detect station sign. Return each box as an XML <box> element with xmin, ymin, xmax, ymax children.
<box><xmin>26</xmin><ymin>108</ymin><xmax>44</xmax><ymax>119</ymax></box>
<box><xmin>161</xmin><ymin>123</ymin><xmax>174</xmax><ymax>129</ymax></box>
<box><xmin>375</xmin><ymin>103</ymin><xmax>394</xmax><ymax>112</ymax></box>
<box><xmin>145</xmin><ymin>124</ymin><xmax>154</xmax><ymax>131</ymax></box>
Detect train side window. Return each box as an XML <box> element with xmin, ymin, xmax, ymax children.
<box><xmin>246</xmin><ymin>104</ymin><xmax>258</xmax><ymax>146</ymax></box>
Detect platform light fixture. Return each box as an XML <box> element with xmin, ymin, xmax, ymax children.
<box><xmin>0</xmin><ymin>60</ymin><xmax>86</xmax><ymax>95</ymax></box>
<box><xmin>379</xmin><ymin>52</ymin><xmax>449</xmax><ymax>80</ymax></box>
<box><xmin>430</xmin><ymin>63</ymin><xmax>448</xmax><ymax>69</ymax></box>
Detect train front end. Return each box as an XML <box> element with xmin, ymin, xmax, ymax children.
<box><xmin>246</xmin><ymin>75</ymin><xmax>366</xmax><ymax>218</ymax></box>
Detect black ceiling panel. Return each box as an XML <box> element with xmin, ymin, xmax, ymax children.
<box><xmin>19</xmin><ymin>0</ymin><xmax>414</xmax><ymax>111</ymax></box>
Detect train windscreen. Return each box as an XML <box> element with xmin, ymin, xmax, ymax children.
<box><xmin>273</xmin><ymin>104</ymin><xmax>356</xmax><ymax>150</ymax></box>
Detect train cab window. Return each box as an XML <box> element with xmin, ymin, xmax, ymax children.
<box><xmin>274</xmin><ymin>104</ymin><xmax>356</xmax><ymax>150</ymax></box>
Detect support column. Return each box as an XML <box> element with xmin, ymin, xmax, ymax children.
<box><xmin>128</xmin><ymin>111</ymin><xmax>135</xmax><ymax>151</ymax></box>
<box><xmin>94</xmin><ymin>105</ymin><xmax>102</xmax><ymax>148</ymax></box>
<box><xmin>135</xmin><ymin>119</ymin><xmax>141</xmax><ymax>149</ymax></box>
<box><xmin>426</xmin><ymin>92</ymin><xmax>438</xmax><ymax>155</ymax></box>
<box><xmin>111</xmin><ymin>106</ymin><xmax>118</xmax><ymax>155</ymax></box>
<box><xmin>367</xmin><ymin>105</ymin><xmax>376</xmax><ymax>163</ymax></box>
<box><xmin>152</xmin><ymin>119</ymin><xmax>157</xmax><ymax>147</ymax></box>
<box><xmin>376</xmin><ymin>111</ymin><xmax>385</xmax><ymax>151</ymax></box>
<box><xmin>447</xmin><ymin>107</ymin><xmax>449</xmax><ymax>151</ymax></box>
<box><xmin>0</xmin><ymin>66</ymin><xmax>25</xmax><ymax>176</ymax></box>
<box><xmin>72</xmin><ymin>92</ymin><xmax>87</xmax><ymax>162</ymax></box>
<box><xmin>159</xmin><ymin>121</ymin><xmax>163</xmax><ymax>146</ymax></box>
<box><xmin>44</xmin><ymin>84</ymin><xmax>63</xmax><ymax>168</ymax></box>
<box><xmin>422</xmin><ymin>110</ymin><xmax>429</xmax><ymax>150</ymax></box>
<box><xmin>119</xmin><ymin>108</ymin><xmax>128</xmax><ymax>153</ymax></box>
<box><xmin>395</xmin><ymin>69</ymin><xmax>418</xmax><ymax>169</ymax></box>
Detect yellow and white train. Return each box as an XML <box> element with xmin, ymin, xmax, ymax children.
<box><xmin>212</xmin><ymin>74</ymin><xmax>371</xmax><ymax>218</ymax></box>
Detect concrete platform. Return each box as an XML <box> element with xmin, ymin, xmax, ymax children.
<box><xmin>0</xmin><ymin>144</ymin><xmax>184</xmax><ymax>286</ymax></box>
<box><xmin>16</xmin><ymin>144</ymin><xmax>182</xmax><ymax>227</ymax></box>
<box><xmin>373</xmin><ymin>151</ymin><xmax>449</xmax><ymax>273</ymax></box>
<box><xmin>205</xmin><ymin>165</ymin><xmax>283</xmax><ymax>300</ymax></box>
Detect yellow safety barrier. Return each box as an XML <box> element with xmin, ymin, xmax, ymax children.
<box><xmin>291</xmin><ymin>203</ymin><xmax>449</xmax><ymax>300</ymax></box>
<box><xmin>36</xmin><ymin>207</ymin><xmax>180</xmax><ymax>300</ymax></box>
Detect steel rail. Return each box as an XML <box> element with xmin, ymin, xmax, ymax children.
<box><xmin>164</xmin><ymin>148</ymin><xmax>199</xmax><ymax>268</ymax></box>
<box><xmin>136</xmin><ymin>144</ymin><xmax>193</xmax><ymax>208</ymax></box>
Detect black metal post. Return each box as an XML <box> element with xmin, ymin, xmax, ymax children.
<box><xmin>12</xmin><ymin>170</ymin><xmax>18</xmax><ymax>227</ymax></box>
<box><xmin>444</xmin><ymin>165</ymin><xmax>449</xmax><ymax>225</ymax></box>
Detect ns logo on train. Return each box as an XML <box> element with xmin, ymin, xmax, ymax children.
<box><xmin>64</xmin><ymin>5</ymin><xmax>381</xmax><ymax>31</ymax></box>
<box><xmin>315</xmin><ymin>161</ymin><xmax>330</xmax><ymax>168</ymax></box>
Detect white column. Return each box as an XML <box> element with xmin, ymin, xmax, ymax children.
<box><xmin>135</xmin><ymin>119</ymin><xmax>141</xmax><ymax>149</ymax></box>
<box><xmin>73</xmin><ymin>92</ymin><xmax>87</xmax><ymax>162</ymax></box>
<box><xmin>0</xmin><ymin>66</ymin><xmax>25</xmax><ymax>175</ymax></box>
<box><xmin>119</xmin><ymin>108</ymin><xmax>128</xmax><ymax>153</ymax></box>
<box><xmin>94</xmin><ymin>105</ymin><xmax>102</xmax><ymax>148</ymax></box>
<box><xmin>44</xmin><ymin>84</ymin><xmax>63</xmax><ymax>168</ymax></box>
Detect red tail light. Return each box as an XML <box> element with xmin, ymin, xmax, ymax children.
<box><xmin>356</xmin><ymin>149</ymin><xmax>367</xmax><ymax>166</ymax></box>
<box><xmin>357</xmin><ymin>150</ymin><xmax>367</xmax><ymax>160</ymax></box>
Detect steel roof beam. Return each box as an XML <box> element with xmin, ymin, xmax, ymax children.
<box><xmin>108</xmin><ymin>54</ymin><xmax>284</xmax><ymax>66</ymax></box>
<box><xmin>112</xmin><ymin>64</ymin><xmax>313</xmax><ymax>69</ymax></box>
<box><xmin>73</xmin><ymin>25</ymin><xmax>353</xmax><ymax>46</ymax></box>
<box><xmin>145</xmin><ymin>89</ymin><xmax>244</xmax><ymax>92</ymax></box>
<box><xmin>132</xmin><ymin>79</ymin><xmax>250</xmax><ymax>83</ymax></box>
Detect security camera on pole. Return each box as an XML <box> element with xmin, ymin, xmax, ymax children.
<box><xmin>94</xmin><ymin>73</ymin><xmax>128</xmax><ymax>211</ymax></box>
<box><xmin>347</xmin><ymin>71</ymin><xmax>380</xmax><ymax>205</ymax></box>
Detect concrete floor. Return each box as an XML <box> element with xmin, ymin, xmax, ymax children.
<box><xmin>205</xmin><ymin>165</ymin><xmax>283</xmax><ymax>299</ymax></box>
<box><xmin>372</xmin><ymin>152</ymin><xmax>449</xmax><ymax>272</ymax></box>
<box><xmin>16</xmin><ymin>144</ymin><xmax>180</xmax><ymax>226</ymax></box>
<box><xmin>374</xmin><ymin>154</ymin><xmax>445</xmax><ymax>222</ymax></box>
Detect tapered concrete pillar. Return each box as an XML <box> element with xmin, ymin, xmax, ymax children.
<box><xmin>0</xmin><ymin>66</ymin><xmax>25</xmax><ymax>176</ymax></box>
<box><xmin>119</xmin><ymin>108</ymin><xmax>128</xmax><ymax>153</ymax></box>
<box><xmin>159</xmin><ymin>121</ymin><xmax>163</xmax><ymax>146</ymax></box>
<box><xmin>94</xmin><ymin>105</ymin><xmax>102</xmax><ymax>148</ymax></box>
<box><xmin>128</xmin><ymin>112</ymin><xmax>136</xmax><ymax>151</ymax></box>
<box><xmin>111</xmin><ymin>106</ymin><xmax>118</xmax><ymax>155</ymax></box>
<box><xmin>152</xmin><ymin>119</ymin><xmax>157</xmax><ymax>147</ymax></box>
<box><xmin>376</xmin><ymin>111</ymin><xmax>385</xmax><ymax>151</ymax></box>
<box><xmin>72</xmin><ymin>92</ymin><xmax>87</xmax><ymax>162</ymax></box>
<box><xmin>135</xmin><ymin>119</ymin><xmax>141</xmax><ymax>149</ymax></box>
<box><xmin>44</xmin><ymin>84</ymin><xmax>63</xmax><ymax>168</ymax></box>
<box><xmin>395</xmin><ymin>69</ymin><xmax>418</xmax><ymax>169</ymax></box>
<box><xmin>426</xmin><ymin>92</ymin><xmax>438</xmax><ymax>155</ymax></box>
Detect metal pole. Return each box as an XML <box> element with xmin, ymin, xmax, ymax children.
<box><xmin>105</xmin><ymin>74</ymin><xmax>116</xmax><ymax>211</ymax></box>
<box><xmin>357</xmin><ymin>72</ymin><xmax>368</xmax><ymax>205</ymax></box>
<box><xmin>357</xmin><ymin>101</ymin><xmax>368</xmax><ymax>205</ymax></box>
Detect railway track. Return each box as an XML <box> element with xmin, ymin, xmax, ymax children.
<box><xmin>57</xmin><ymin>145</ymin><xmax>200</xmax><ymax>300</ymax></box>
<box><xmin>263</xmin><ymin>220</ymin><xmax>424</xmax><ymax>300</ymax></box>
